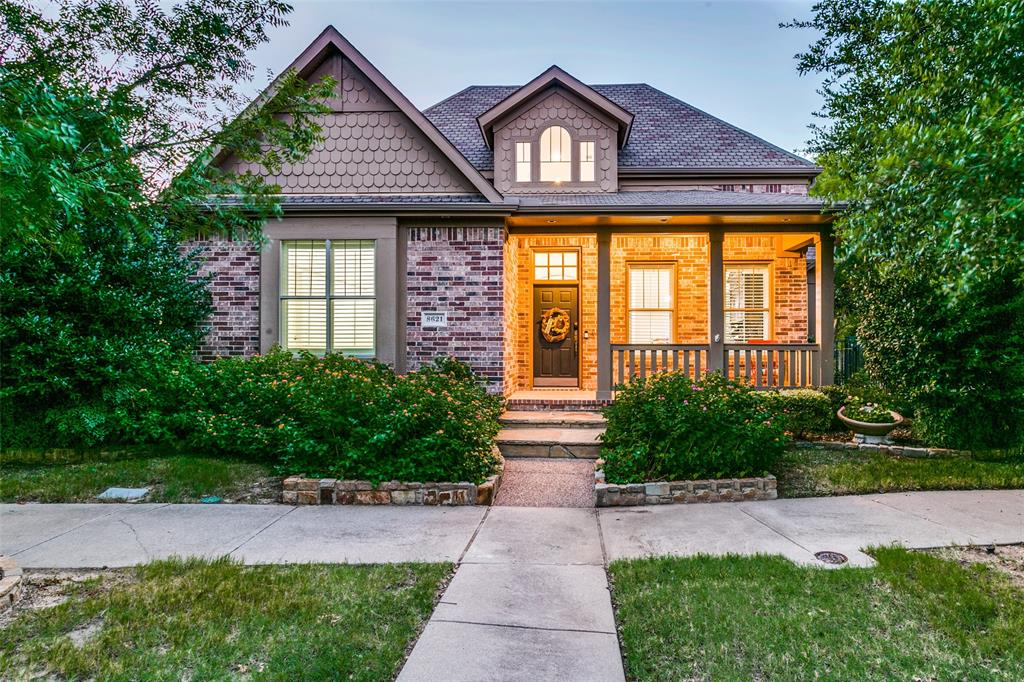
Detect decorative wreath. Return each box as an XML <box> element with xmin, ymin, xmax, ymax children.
<box><xmin>541</xmin><ymin>307</ymin><xmax>571</xmax><ymax>343</ymax></box>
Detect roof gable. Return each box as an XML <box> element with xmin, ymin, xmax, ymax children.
<box><xmin>476</xmin><ymin>66</ymin><xmax>634</xmax><ymax>149</ymax></box>
<box><xmin>426</xmin><ymin>83</ymin><xmax>818</xmax><ymax>173</ymax></box>
<box><xmin>214</xmin><ymin>26</ymin><xmax>502</xmax><ymax>202</ymax></box>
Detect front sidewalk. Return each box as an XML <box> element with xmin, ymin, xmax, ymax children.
<box><xmin>2</xmin><ymin>490</ymin><xmax>1020</xmax><ymax>569</ymax></box>
<box><xmin>3</xmin><ymin>491</ymin><xmax>1021</xmax><ymax>682</ymax></box>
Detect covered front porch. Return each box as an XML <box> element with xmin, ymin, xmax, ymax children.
<box><xmin>502</xmin><ymin>212</ymin><xmax>835</xmax><ymax>402</ymax></box>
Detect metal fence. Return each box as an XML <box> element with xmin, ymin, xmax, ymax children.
<box><xmin>834</xmin><ymin>336</ymin><xmax>864</xmax><ymax>384</ymax></box>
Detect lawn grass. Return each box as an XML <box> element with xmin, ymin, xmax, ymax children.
<box><xmin>774</xmin><ymin>446</ymin><xmax>1024</xmax><ymax>498</ymax></box>
<box><xmin>0</xmin><ymin>557</ymin><xmax>450</xmax><ymax>681</ymax></box>
<box><xmin>0</xmin><ymin>448</ymin><xmax>277</xmax><ymax>503</ymax></box>
<box><xmin>609</xmin><ymin>547</ymin><xmax>1024</xmax><ymax>681</ymax></box>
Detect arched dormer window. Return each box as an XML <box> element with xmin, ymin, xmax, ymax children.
<box><xmin>539</xmin><ymin>125</ymin><xmax>572</xmax><ymax>182</ymax></box>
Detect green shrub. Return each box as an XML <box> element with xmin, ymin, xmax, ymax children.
<box><xmin>850</xmin><ymin>266</ymin><xmax>1024</xmax><ymax>450</ymax></box>
<box><xmin>0</xmin><ymin>224</ymin><xmax>211</xmax><ymax>448</ymax></box>
<box><xmin>601</xmin><ymin>372</ymin><xmax>786</xmax><ymax>483</ymax></box>
<box><xmin>180</xmin><ymin>350</ymin><xmax>502</xmax><ymax>484</ymax></box>
<box><xmin>758</xmin><ymin>389</ymin><xmax>832</xmax><ymax>438</ymax></box>
<box><xmin>818</xmin><ymin>385</ymin><xmax>849</xmax><ymax>430</ymax></box>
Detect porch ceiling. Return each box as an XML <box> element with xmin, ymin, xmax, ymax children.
<box><xmin>507</xmin><ymin>212</ymin><xmax>833</xmax><ymax>230</ymax></box>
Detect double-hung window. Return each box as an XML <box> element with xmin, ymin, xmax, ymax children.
<box><xmin>515</xmin><ymin>141</ymin><xmax>532</xmax><ymax>182</ymax></box>
<box><xmin>579</xmin><ymin>141</ymin><xmax>595</xmax><ymax>182</ymax></box>
<box><xmin>280</xmin><ymin>239</ymin><xmax>376</xmax><ymax>356</ymax></box>
<box><xmin>628</xmin><ymin>264</ymin><xmax>674</xmax><ymax>344</ymax></box>
<box><xmin>724</xmin><ymin>265</ymin><xmax>770</xmax><ymax>342</ymax></box>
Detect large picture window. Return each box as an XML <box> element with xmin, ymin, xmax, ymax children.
<box><xmin>628</xmin><ymin>264</ymin><xmax>674</xmax><ymax>344</ymax></box>
<box><xmin>725</xmin><ymin>265</ymin><xmax>770</xmax><ymax>342</ymax></box>
<box><xmin>539</xmin><ymin>125</ymin><xmax>572</xmax><ymax>182</ymax></box>
<box><xmin>280</xmin><ymin>239</ymin><xmax>375</xmax><ymax>355</ymax></box>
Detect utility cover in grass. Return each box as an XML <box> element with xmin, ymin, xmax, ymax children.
<box><xmin>96</xmin><ymin>487</ymin><xmax>150</xmax><ymax>500</ymax></box>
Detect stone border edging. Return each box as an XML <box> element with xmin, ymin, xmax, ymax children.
<box><xmin>595</xmin><ymin>476</ymin><xmax>777</xmax><ymax>506</ymax></box>
<box><xmin>282</xmin><ymin>473</ymin><xmax>502</xmax><ymax>506</ymax></box>
<box><xmin>0</xmin><ymin>556</ymin><xmax>23</xmax><ymax>612</ymax></box>
<box><xmin>792</xmin><ymin>439</ymin><xmax>965</xmax><ymax>458</ymax></box>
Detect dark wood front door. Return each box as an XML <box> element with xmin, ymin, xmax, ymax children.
<box><xmin>533</xmin><ymin>285</ymin><xmax>579</xmax><ymax>387</ymax></box>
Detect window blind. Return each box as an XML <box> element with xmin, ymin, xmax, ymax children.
<box><xmin>724</xmin><ymin>266</ymin><xmax>770</xmax><ymax>342</ymax></box>
<box><xmin>629</xmin><ymin>265</ymin><xmax>674</xmax><ymax>344</ymax></box>
<box><xmin>280</xmin><ymin>240</ymin><xmax>376</xmax><ymax>355</ymax></box>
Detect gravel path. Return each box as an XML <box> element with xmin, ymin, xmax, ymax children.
<box><xmin>494</xmin><ymin>458</ymin><xmax>596</xmax><ymax>508</ymax></box>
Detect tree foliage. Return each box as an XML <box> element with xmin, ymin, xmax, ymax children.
<box><xmin>789</xmin><ymin>0</ymin><xmax>1024</xmax><ymax>448</ymax></box>
<box><xmin>0</xmin><ymin>0</ymin><xmax>332</xmax><ymax>446</ymax></box>
<box><xmin>788</xmin><ymin>0</ymin><xmax>1024</xmax><ymax>295</ymax></box>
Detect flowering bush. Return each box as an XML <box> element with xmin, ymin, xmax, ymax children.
<box><xmin>842</xmin><ymin>396</ymin><xmax>897</xmax><ymax>424</ymax></box>
<box><xmin>179</xmin><ymin>350</ymin><xmax>502</xmax><ymax>484</ymax></box>
<box><xmin>601</xmin><ymin>372</ymin><xmax>786</xmax><ymax>483</ymax></box>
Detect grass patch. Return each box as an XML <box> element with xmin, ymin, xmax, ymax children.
<box><xmin>774</xmin><ymin>447</ymin><xmax>1024</xmax><ymax>498</ymax></box>
<box><xmin>609</xmin><ymin>548</ymin><xmax>1024</xmax><ymax>681</ymax></box>
<box><xmin>0</xmin><ymin>557</ymin><xmax>450</xmax><ymax>680</ymax></box>
<box><xmin>0</xmin><ymin>448</ymin><xmax>277</xmax><ymax>503</ymax></box>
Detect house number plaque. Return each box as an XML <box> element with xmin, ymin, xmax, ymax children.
<box><xmin>421</xmin><ymin>311</ymin><xmax>448</xmax><ymax>328</ymax></box>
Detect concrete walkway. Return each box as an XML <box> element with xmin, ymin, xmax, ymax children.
<box><xmin>2</xmin><ymin>490</ymin><xmax>1022</xmax><ymax>681</ymax></box>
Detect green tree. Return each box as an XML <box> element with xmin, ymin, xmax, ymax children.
<box><xmin>788</xmin><ymin>0</ymin><xmax>1024</xmax><ymax>448</ymax></box>
<box><xmin>0</xmin><ymin>0</ymin><xmax>333</xmax><ymax>446</ymax></box>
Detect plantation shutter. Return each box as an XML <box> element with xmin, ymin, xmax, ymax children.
<box><xmin>281</xmin><ymin>241</ymin><xmax>328</xmax><ymax>351</ymax></box>
<box><xmin>331</xmin><ymin>240</ymin><xmax>375</xmax><ymax>355</ymax></box>
<box><xmin>279</xmin><ymin>240</ymin><xmax>376</xmax><ymax>355</ymax></box>
<box><xmin>724</xmin><ymin>266</ymin><xmax>770</xmax><ymax>342</ymax></box>
<box><xmin>629</xmin><ymin>265</ymin><xmax>673</xmax><ymax>344</ymax></box>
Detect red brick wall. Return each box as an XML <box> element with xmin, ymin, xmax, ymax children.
<box><xmin>406</xmin><ymin>226</ymin><xmax>505</xmax><ymax>392</ymax></box>
<box><xmin>182</xmin><ymin>238</ymin><xmax>261</xmax><ymax>361</ymax></box>
<box><xmin>723</xmin><ymin>235</ymin><xmax>809</xmax><ymax>344</ymax></box>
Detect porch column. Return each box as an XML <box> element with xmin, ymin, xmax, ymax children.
<box><xmin>596</xmin><ymin>228</ymin><xmax>612</xmax><ymax>400</ymax></box>
<box><xmin>708</xmin><ymin>228</ymin><xmax>725</xmax><ymax>373</ymax></box>
<box><xmin>815</xmin><ymin>230</ymin><xmax>836</xmax><ymax>385</ymax></box>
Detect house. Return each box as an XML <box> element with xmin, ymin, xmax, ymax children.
<box><xmin>201</xmin><ymin>26</ymin><xmax>834</xmax><ymax>409</ymax></box>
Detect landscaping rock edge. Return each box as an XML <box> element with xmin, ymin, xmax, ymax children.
<box><xmin>595</xmin><ymin>476</ymin><xmax>777</xmax><ymax>506</ymax></box>
<box><xmin>792</xmin><ymin>440</ymin><xmax>965</xmax><ymax>458</ymax></box>
<box><xmin>282</xmin><ymin>473</ymin><xmax>502</xmax><ymax>506</ymax></box>
<box><xmin>0</xmin><ymin>556</ymin><xmax>23</xmax><ymax>612</ymax></box>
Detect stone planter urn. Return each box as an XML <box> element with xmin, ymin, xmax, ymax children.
<box><xmin>837</xmin><ymin>406</ymin><xmax>904</xmax><ymax>445</ymax></box>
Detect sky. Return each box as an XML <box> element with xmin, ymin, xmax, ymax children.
<box><xmin>245</xmin><ymin>0</ymin><xmax>826</xmax><ymax>158</ymax></box>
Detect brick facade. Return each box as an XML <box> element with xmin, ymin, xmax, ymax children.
<box><xmin>504</xmin><ymin>232</ymin><xmax>811</xmax><ymax>392</ymax></box>
<box><xmin>189</xmin><ymin>229</ymin><xmax>810</xmax><ymax>392</ymax></box>
<box><xmin>406</xmin><ymin>226</ymin><xmax>505</xmax><ymax>391</ymax></box>
<box><xmin>183</xmin><ymin>238</ymin><xmax>261</xmax><ymax>361</ymax></box>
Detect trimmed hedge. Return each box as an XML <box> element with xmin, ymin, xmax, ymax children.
<box><xmin>758</xmin><ymin>389</ymin><xmax>833</xmax><ymax>438</ymax></box>
<box><xmin>601</xmin><ymin>372</ymin><xmax>786</xmax><ymax>483</ymax></box>
<box><xmin>78</xmin><ymin>351</ymin><xmax>503</xmax><ymax>485</ymax></box>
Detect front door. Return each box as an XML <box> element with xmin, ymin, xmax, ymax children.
<box><xmin>533</xmin><ymin>285</ymin><xmax>579</xmax><ymax>387</ymax></box>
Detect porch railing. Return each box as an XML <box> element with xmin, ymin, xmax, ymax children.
<box><xmin>610</xmin><ymin>343</ymin><xmax>821</xmax><ymax>388</ymax></box>
<box><xmin>611</xmin><ymin>344</ymin><xmax>709</xmax><ymax>385</ymax></box>
<box><xmin>723</xmin><ymin>344</ymin><xmax>820</xmax><ymax>388</ymax></box>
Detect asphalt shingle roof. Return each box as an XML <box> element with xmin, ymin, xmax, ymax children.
<box><xmin>276</xmin><ymin>193</ymin><xmax>490</xmax><ymax>205</ymax></box>
<box><xmin>424</xmin><ymin>84</ymin><xmax>816</xmax><ymax>172</ymax></box>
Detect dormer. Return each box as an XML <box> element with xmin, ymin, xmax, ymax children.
<box><xmin>476</xmin><ymin>66</ymin><xmax>634</xmax><ymax>194</ymax></box>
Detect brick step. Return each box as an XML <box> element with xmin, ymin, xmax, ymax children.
<box><xmin>496</xmin><ymin>427</ymin><xmax>604</xmax><ymax>459</ymax></box>
<box><xmin>499</xmin><ymin>411</ymin><xmax>606</xmax><ymax>429</ymax></box>
<box><xmin>505</xmin><ymin>399</ymin><xmax>609</xmax><ymax>412</ymax></box>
